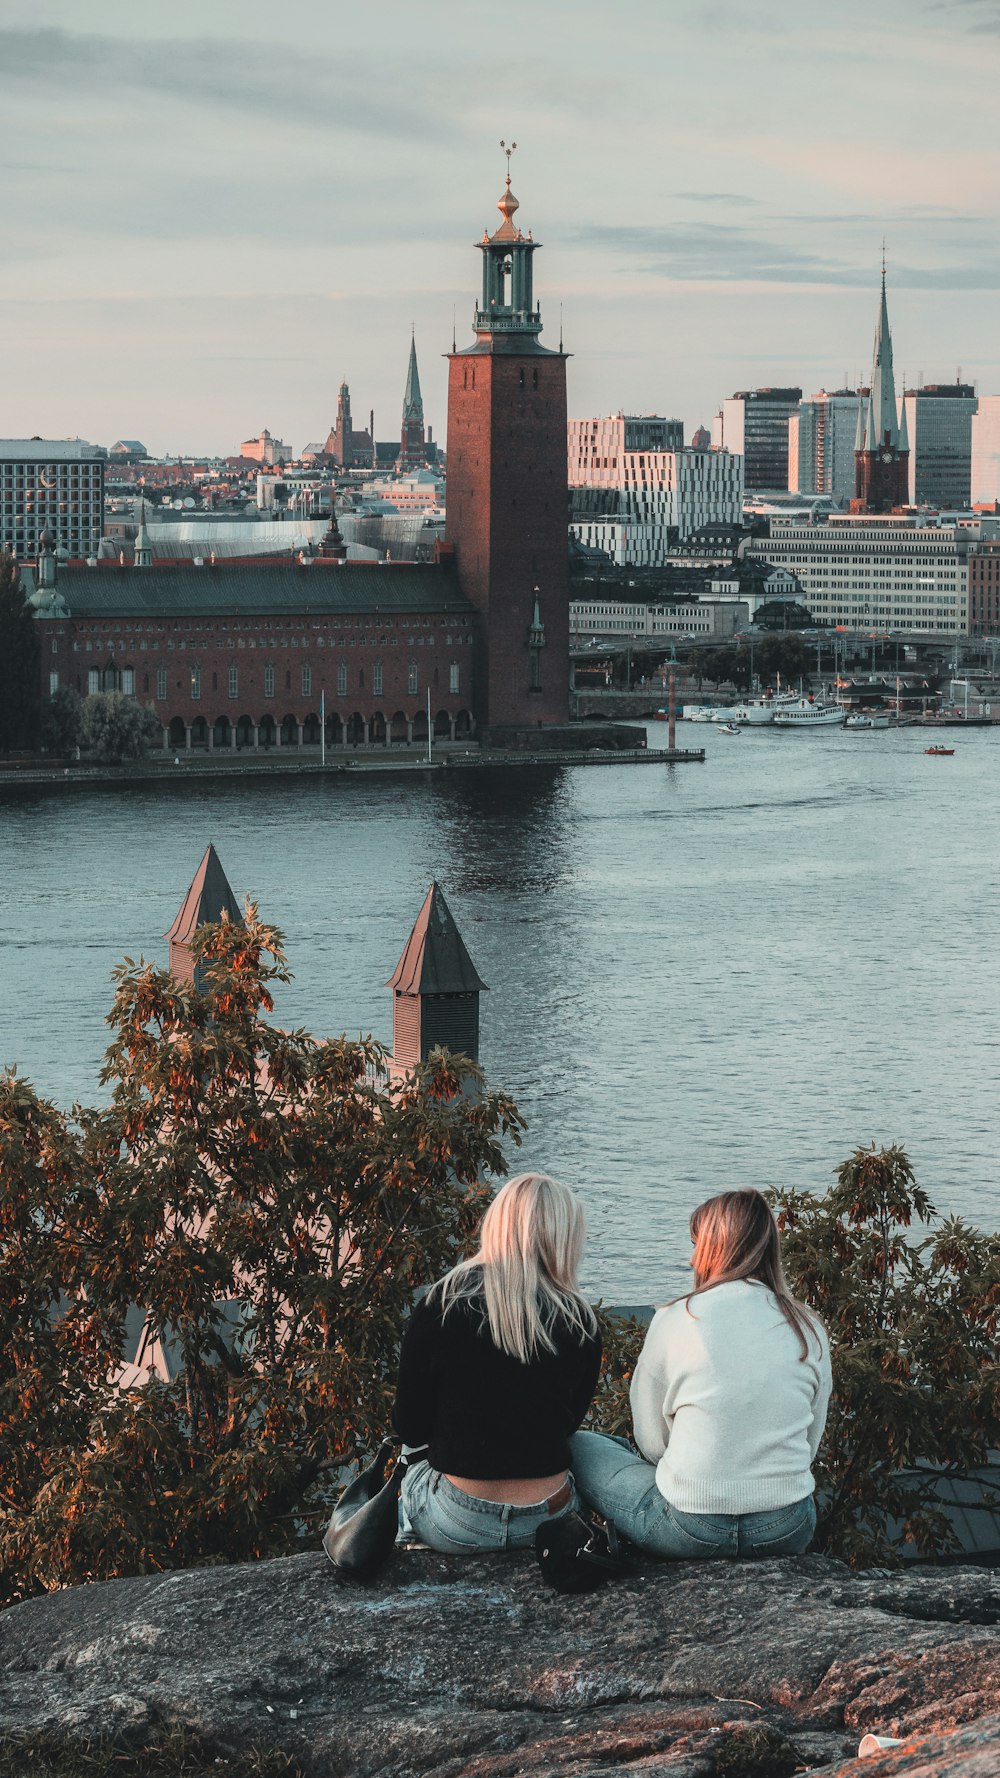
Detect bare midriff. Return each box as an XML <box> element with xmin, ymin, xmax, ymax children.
<box><xmin>443</xmin><ymin>1471</ymin><xmax>568</xmax><ymax>1505</ymax></box>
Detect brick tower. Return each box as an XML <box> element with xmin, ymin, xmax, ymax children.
<box><xmin>445</xmin><ymin>155</ymin><xmax>570</xmax><ymax>739</ymax></box>
<box><xmin>164</xmin><ymin>843</ymin><xmax>242</xmax><ymax>987</ymax></box>
<box><xmin>387</xmin><ymin>881</ymin><xmax>488</xmax><ymax>1069</ymax></box>
<box><xmin>853</xmin><ymin>265</ymin><xmax>909</xmax><ymax>513</ymax></box>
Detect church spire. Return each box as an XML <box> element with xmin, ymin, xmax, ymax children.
<box><xmin>402</xmin><ymin>331</ymin><xmax>423</xmax><ymax>423</ymax></box>
<box><xmin>869</xmin><ymin>266</ymin><xmax>900</xmax><ymax>451</ymax></box>
<box><xmin>399</xmin><ymin>330</ymin><xmax>427</xmax><ymax>469</ymax></box>
<box><xmin>852</xmin><ymin>256</ymin><xmax>909</xmax><ymax>514</ymax></box>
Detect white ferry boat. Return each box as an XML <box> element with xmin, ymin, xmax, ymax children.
<box><xmin>771</xmin><ymin>695</ymin><xmax>845</xmax><ymax>729</ymax></box>
<box><xmin>709</xmin><ymin>690</ymin><xmax>800</xmax><ymax>726</ymax></box>
<box><xmin>845</xmin><ymin>712</ymin><xmax>891</xmax><ymax>730</ymax></box>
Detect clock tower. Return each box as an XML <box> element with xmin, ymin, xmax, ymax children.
<box><xmin>445</xmin><ymin>153</ymin><xmax>570</xmax><ymax>738</ymax></box>
<box><xmin>853</xmin><ymin>265</ymin><xmax>909</xmax><ymax>513</ymax></box>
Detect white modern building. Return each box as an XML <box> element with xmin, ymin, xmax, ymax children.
<box><xmin>746</xmin><ymin>514</ymin><xmax>972</xmax><ymax>634</ymax></box>
<box><xmin>568</xmin><ymin>414</ymin><xmax>742</xmax><ymax>558</ymax></box>
<box><xmin>570</xmin><ymin>595</ymin><xmax>745</xmax><ymax>642</ymax></box>
<box><xmin>0</xmin><ymin>438</ymin><xmax>106</xmax><ymax>560</ymax></box>
<box><xmin>971</xmin><ymin>396</ymin><xmax>1000</xmax><ymax>506</ymax></box>
<box><xmin>900</xmin><ymin>384</ymin><xmax>977</xmax><ymax>509</ymax></box>
<box><xmin>788</xmin><ymin>390</ymin><xmax>864</xmax><ymax>501</ymax></box>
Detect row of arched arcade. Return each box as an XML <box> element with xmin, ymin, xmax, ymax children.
<box><xmin>160</xmin><ymin>709</ymin><xmax>476</xmax><ymax>752</ymax></box>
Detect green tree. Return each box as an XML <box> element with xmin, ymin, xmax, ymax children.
<box><xmin>0</xmin><ymin>552</ymin><xmax>40</xmax><ymax>753</ymax></box>
<box><xmin>773</xmin><ymin>1146</ymin><xmax>1000</xmax><ymax>1567</ymax></box>
<box><xmin>0</xmin><ymin>910</ymin><xmax>523</xmax><ymax>1598</ymax></box>
<box><xmin>41</xmin><ymin>686</ymin><xmax>84</xmax><ymax>756</ymax></box>
<box><xmin>81</xmin><ymin>692</ymin><xmax>161</xmax><ymax>763</ymax></box>
<box><xmin>755</xmin><ymin>633</ymin><xmax>813</xmax><ymax>686</ymax></box>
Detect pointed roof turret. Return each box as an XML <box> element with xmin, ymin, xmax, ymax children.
<box><xmin>165</xmin><ymin>843</ymin><xmax>242</xmax><ymax>986</ymax></box>
<box><xmin>854</xmin><ymin>393</ymin><xmax>866</xmax><ymax>454</ymax></box>
<box><xmin>402</xmin><ymin>332</ymin><xmax>423</xmax><ymax>423</ymax></box>
<box><xmin>133</xmin><ymin>500</ymin><xmax>152</xmax><ymax>569</ymax></box>
<box><xmin>897</xmin><ymin>385</ymin><xmax>910</xmax><ymax>455</ymax></box>
<box><xmin>387</xmin><ymin>881</ymin><xmax>487</xmax><ymax>997</ymax></box>
<box><xmin>868</xmin><ymin>268</ymin><xmax>900</xmax><ymax>451</ymax></box>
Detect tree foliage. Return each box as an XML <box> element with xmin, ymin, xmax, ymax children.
<box><xmin>0</xmin><ymin>551</ymin><xmax>40</xmax><ymax>752</ymax></box>
<box><xmin>81</xmin><ymin>692</ymin><xmax>161</xmax><ymax>763</ymax></box>
<box><xmin>0</xmin><ymin>909</ymin><xmax>522</xmax><ymax>1600</ymax></box>
<box><xmin>41</xmin><ymin>686</ymin><xmax>84</xmax><ymax>756</ymax></box>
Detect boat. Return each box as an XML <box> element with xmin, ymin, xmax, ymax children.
<box><xmin>718</xmin><ymin>722</ymin><xmax>742</xmax><ymax>735</ymax></box>
<box><xmin>708</xmin><ymin>690</ymin><xmax>799</xmax><ymax>726</ymax></box>
<box><xmin>771</xmin><ymin>696</ymin><xmax>845</xmax><ymax>730</ymax></box>
<box><xmin>925</xmin><ymin>745</ymin><xmax>955</xmax><ymax>756</ymax></box>
<box><xmin>845</xmin><ymin>713</ymin><xmax>891</xmax><ymax>730</ymax></box>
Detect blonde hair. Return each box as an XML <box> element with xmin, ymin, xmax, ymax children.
<box><xmin>684</xmin><ymin>1188</ymin><xmax>822</xmax><ymax>1360</ymax></box>
<box><xmin>431</xmin><ymin>1172</ymin><xmax>597</xmax><ymax>1363</ymax></box>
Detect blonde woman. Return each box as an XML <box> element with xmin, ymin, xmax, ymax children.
<box><xmin>570</xmin><ymin>1189</ymin><xmax>831</xmax><ymax>1559</ymax></box>
<box><xmin>394</xmin><ymin>1172</ymin><xmax>602</xmax><ymax>1553</ymax></box>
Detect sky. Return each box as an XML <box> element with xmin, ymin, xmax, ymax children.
<box><xmin>2</xmin><ymin>0</ymin><xmax>1000</xmax><ymax>456</ymax></box>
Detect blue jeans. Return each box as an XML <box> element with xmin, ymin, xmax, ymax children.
<box><xmin>569</xmin><ymin>1431</ymin><xmax>816</xmax><ymax>1560</ymax></box>
<box><xmin>400</xmin><ymin>1462</ymin><xmax>578</xmax><ymax>1553</ymax></box>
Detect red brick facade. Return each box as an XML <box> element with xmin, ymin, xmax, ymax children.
<box><xmin>969</xmin><ymin>541</ymin><xmax>1000</xmax><ymax>636</ymax></box>
<box><xmin>446</xmin><ymin>349</ymin><xmax>570</xmax><ymax>735</ymax></box>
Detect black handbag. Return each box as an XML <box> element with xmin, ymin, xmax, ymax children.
<box><xmin>535</xmin><ymin>1509</ymin><xmax>630</xmax><ymax>1594</ymax></box>
<box><xmin>322</xmin><ymin>1441</ymin><xmax>426</xmax><ymax>1583</ymax></box>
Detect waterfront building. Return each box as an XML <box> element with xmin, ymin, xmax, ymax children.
<box><xmin>714</xmin><ymin>389</ymin><xmax>800</xmax><ymax>494</ymax></box>
<box><xmin>444</xmin><ymin>165</ymin><xmax>571</xmax><ymax>734</ymax></box>
<box><xmin>971</xmin><ymin>396</ymin><xmax>1000</xmax><ymax>506</ymax></box>
<box><xmin>900</xmin><ymin>384</ymin><xmax>977</xmax><ymax>509</ymax></box>
<box><xmin>569</xmin><ymin>592</ymin><xmax>745</xmax><ymax>642</ymax></box>
<box><xmin>853</xmin><ymin>273</ymin><xmax>908</xmax><ymax>513</ymax></box>
<box><xmin>398</xmin><ymin>335</ymin><xmax>427</xmax><ymax>470</ymax></box>
<box><xmin>747</xmin><ymin>514</ymin><xmax>971</xmax><ymax>634</ymax></box>
<box><xmin>0</xmin><ymin>437</ymin><xmax>105</xmax><ymax>562</ymax></box>
<box><xmin>968</xmin><ymin>540</ymin><xmax>1000</xmax><ymax>635</ymax></box>
<box><xmin>568</xmin><ymin>415</ymin><xmax>742</xmax><ymax>559</ymax></box>
<box><xmin>27</xmin><ymin>527</ymin><xmax>478</xmax><ymax>749</ymax></box>
<box><xmin>789</xmin><ymin>391</ymin><xmax>864</xmax><ymax>502</ymax></box>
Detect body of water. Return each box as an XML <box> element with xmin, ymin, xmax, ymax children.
<box><xmin>2</xmin><ymin>722</ymin><xmax>998</xmax><ymax>1301</ymax></box>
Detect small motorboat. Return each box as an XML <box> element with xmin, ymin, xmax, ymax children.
<box><xmin>924</xmin><ymin>746</ymin><xmax>955</xmax><ymax>756</ymax></box>
<box><xmin>718</xmin><ymin>722</ymin><xmax>742</xmax><ymax>735</ymax></box>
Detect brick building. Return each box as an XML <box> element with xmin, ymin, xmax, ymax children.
<box><xmin>29</xmin><ymin>531</ymin><xmax>477</xmax><ymax>750</ymax></box>
<box><xmin>968</xmin><ymin>540</ymin><xmax>1000</xmax><ymax>636</ymax></box>
<box><xmin>444</xmin><ymin>166</ymin><xmax>570</xmax><ymax>735</ymax></box>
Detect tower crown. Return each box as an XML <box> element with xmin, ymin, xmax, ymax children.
<box><xmin>471</xmin><ymin>152</ymin><xmax>543</xmax><ymax>345</ymax></box>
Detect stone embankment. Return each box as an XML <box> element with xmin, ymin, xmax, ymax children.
<box><xmin>0</xmin><ymin>1550</ymin><xmax>997</xmax><ymax>1775</ymax></box>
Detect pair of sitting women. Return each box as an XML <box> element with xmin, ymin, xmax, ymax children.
<box><xmin>394</xmin><ymin>1172</ymin><xmax>832</xmax><ymax>1559</ymax></box>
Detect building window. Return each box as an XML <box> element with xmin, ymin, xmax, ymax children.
<box><xmin>408</xmin><ymin>662</ymin><xmax>419</xmax><ymax>695</ymax></box>
<box><xmin>337</xmin><ymin>661</ymin><xmax>347</xmax><ymax>696</ymax></box>
<box><xmin>449</xmin><ymin>663</ymin><xmax>460</xmax><ymax>694</ymax></box>
<box><xmin>191</xmin><ymin>666</ymin><xmax>201</xmax><ymax>700</ymax></box>
<box><xmin>264</xmin><ymin>665</ymin><xmax>275</xmax><ymax>699</ymax></box>
<box><xmin>121</xmin><ymin>668</ymin><xmax>135</xmax><ymax>696</ymax></box>
<box><xmin>156</xmin><ymin>667</ymin><xmax>167</xmax><ymax>700</ymax></box>
<box><xmin>301</xmin><ymin>665</ymin><xmax>311</xmax><ymax>695</ymax></box>
<box><xmin>373</xmin><ymin>662</ymin><xmax>383</xmax><ymax>696</ymax></box>
<box><xmin>229</xmin><ymin>665</ymin><xmax>238</xmax><ymax>698</ymax></box>
<box><xmin>49</xmin><ymin>671</ymin><xmax>59</xmax><ymax>695</ymax></box>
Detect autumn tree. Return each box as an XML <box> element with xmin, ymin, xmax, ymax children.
<box><xmin>0</xmin><ymin>909</ymin><xmax>522</xmax><ymax>1597</ymax></box>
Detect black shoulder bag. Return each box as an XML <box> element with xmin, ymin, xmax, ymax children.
<box><xmin>322</xmin><ymin>1442</ymin><xmax>427</xmax><ymax>1583</ymax></box>
<box><xmin>535</xmin><ymin>1509</ymin><xmax>630</xmax><ymax>1594</ymax></box>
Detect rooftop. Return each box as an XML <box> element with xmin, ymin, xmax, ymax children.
<box><xmin>21</xmin><ymin>558</ymin><xmax>475</xmax><ymax>620</ymax></box>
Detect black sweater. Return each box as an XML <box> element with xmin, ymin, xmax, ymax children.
<box><xmin>392</xmin><ymin>1291</ymin><xmax>603</xmax><ymax>1480</ymax></box>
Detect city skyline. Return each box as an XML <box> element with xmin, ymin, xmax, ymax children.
<box><xmin>3</xmin><ymin>0</ymin><xmax>1000</xmax><ymax>455</ymax></box>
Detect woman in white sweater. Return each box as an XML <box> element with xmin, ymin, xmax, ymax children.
<box><xmin>570</xmin><ymin>1188</ymin><xmax>832</xmax><ymax>1558</ymax></box>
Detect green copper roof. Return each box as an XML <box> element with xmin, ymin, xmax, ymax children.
<box><xmin>22</xmin><ymin>560</ymin><xmax>474</xmax><ymax>619</ymax></box>
<box><xmin>402</xmin><ymin>335</ymin><xmax>423</xmax><ymax>422</ymax></box>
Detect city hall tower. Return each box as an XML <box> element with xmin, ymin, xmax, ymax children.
<box><xmin>445</xmin><ymin>157</ymin><xmax>569</xmax><ymax>737</ymax></box>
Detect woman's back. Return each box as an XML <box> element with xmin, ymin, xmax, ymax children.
<box><xmin>631</xmin><ymin>1279</ymin><xmax>831</xmax><ymax>1515</ymax></box>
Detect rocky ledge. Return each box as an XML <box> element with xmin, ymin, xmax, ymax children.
<box><xmin>0</xmin><ymin>1550</ymin><xmax>997</xmax><ymax>1776</ymax></box>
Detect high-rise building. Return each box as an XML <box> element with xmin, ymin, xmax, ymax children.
<box><xmin>445</xmin><ymin>165</ymin><xmax>570</xmax><ymax>736</ymax></box>
<box><xmin>717</xmin><ymin>388</ymin><xmax>801</xmax><ymax>493</ymax></box>
<box><xmin>789</xmin><ymin>390</ymin><xmax>863</xmax><ymax>501</ymax></box>
<box><xmin>399</xmin><ymin>334</ymin><xmax>426</xmax><ymax>470</ymax></box>
<box><xmin>853</xmin><ymin>273</ymin><xmax>908</xmax><ymax>513</ymax></box>
<box><xmin>971</xmin><ymin>396</ymin><xmax>1000</xmax><ymax>506</ymax></box>
<box><xmin>567</xmin><ymin>414</ymin><xmax>742</xmax><ymax>559</ymax></box>
<box><xmin>0</xmin><ymin>438</ymin><xmax>105</xmax><ymax>561</ymax></box>
<box><xmin>900</xmin><ymin>384</ymin><xmax>977</xmax><ymax>509</ymax></box>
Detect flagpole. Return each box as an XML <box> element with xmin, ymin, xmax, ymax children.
<box><xmin>320</xmin><ymin>689</ymin><xmax>326</xmax><ymax>766</ymax></box>
<box><xmin>426</xmin><ymin>687</ymin><xmax>432</xmax><ymax>765</ymax></box>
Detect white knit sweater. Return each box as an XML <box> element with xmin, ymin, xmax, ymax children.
<box><xmin>629</xmin><ymin>1279</ymin><xmax>832</xmax><ymax>1514</ymax></box>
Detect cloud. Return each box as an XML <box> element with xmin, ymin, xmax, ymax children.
<box><xmin>0</xmin><ymin>26</ymin><xmax>448</xmax><ymax>141</ymax></box>
<box><xmin>928</xmin><ymin>0</ymin><xmax>1000</xmax><ymax>28</ymax></box>
<box><xmin>675</xmin><ymin>192</ymin><xmax>762</xmax><ymax>205</ymax></box>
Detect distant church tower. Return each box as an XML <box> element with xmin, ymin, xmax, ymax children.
<box><xmin>399</xmin><ymin>333</ymin><xmax>426</xmax><ymax>470</ymax></box>
<box><xmin>445</xmin><ymin>152</ymin><xmax>570</xmax><ymax>738</ymax></box>
<box><xmin>327</xmin><ymin>381</ymin><xmax>353</xmax><ymax>468</ymax></box>
<box><xmin>853</xmin><ymin>266</ymin><xmax>909</xmax><ymax>513</ymax></box>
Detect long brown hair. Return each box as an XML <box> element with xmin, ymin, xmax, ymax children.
<box><xmin>683</xmin><ymin>1188</ymin><xmax>821</xmax><ymax>1360</ymax></box>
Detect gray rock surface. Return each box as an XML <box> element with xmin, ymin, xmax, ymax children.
<box><xmin>0</xmin><ymin>1549</ymin><xmax>997</xmax><ymax>1776</ymax></box>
